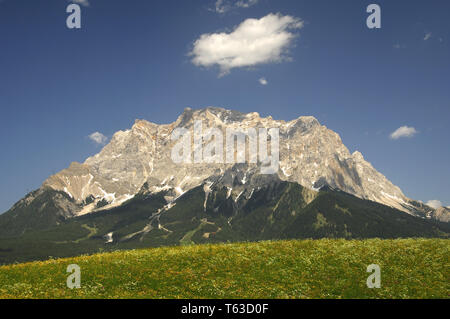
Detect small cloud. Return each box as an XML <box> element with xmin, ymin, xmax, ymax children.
<box><xmin>235</xmin><ymin>0</ymin><xmax>259</xmax><ymax>8</ymax></box>
<box><xmin>68</xmin><ymin>0</ymin><xmax>90</xmax><ymax>7</ymax></box>
<box><xmin>393</xmin><ymin>43</ymin><xmax>406</xmax><ymax>49</ymax></box>
<box><xmin>213</xmin><ymin>0</ymin><xmax>258</xmax><ymax>14</ymax></box>
<box><xmin>259</xmin><ymin>77</ymin><xmax>268</xmax><ymax>85</ymax></box>
<box><xmin>89</xmin><ymin>132</ymin><xmax>108</xmax><ymax>145</ymax></box>
<box><xmin>213</xmin><ymin>0</ymin><xmax>230</xmax><ymax>13</ymax></box>
<box><xmin>389</xmin><ymin>126</ymin><xmax>418</xmax><ymax>140</ymax></box>
<box><xmin>426</xmin><ymin>200</ymin><xmax>442</xmax><ymax>209</ymax></box>
<box><xmin>190</xmin><ymin>13</ymin><xmax>303</xmax><ymax>76</ymax></box>
<box><xmin>424</xmin><ymin>32</ymin><xmax>432</xmax><ymax>41</ymax></box>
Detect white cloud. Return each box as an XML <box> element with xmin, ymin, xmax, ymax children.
<box><xmin>213</xmin><ymin>0</ymin><xmax>258</xmax><ymax>14</ymax></box>
<box><xmin>424</xmin><ymin>32</ymin><xmax>432</xmax><ymax>41</ymax></box>
<box><xmin>389</xmin><ymin>126</ymin><xmax>418</xmax><ymax>140</ymax></box>
<box><xmin>426</xmin><ymin>200</ymin><xmax>442</xmax><ymax>209</ymax></box>
<box><xmin>214</xmin><ymin>0</ymin><xmax>230</xmax><ymax>13</ymax></box>
<box><xmin>69</xmin><ymin>0</ymin><xmax>90</xmax><ymax>7</ymax></box>
<box><xmin>236</xmin><ymin>0</ymin><xmax>259</xmax><ymax>8</ymax></box>
<box><xmin>259</xmin><ymin>77</ymin><xmax>268</xmax><ymax>85</ymax></box>
<box><xmin>190</xmin><ymin>13</ymin><xmax>303</xmax><ymax>76</ymax></box>
<box><xmin>89</xmin><ymin>132</ymin><xmax>108</xmax><ymax>145</ymax></box>
<box><xmin>393</xmin><ymin>43</ymin><xmax>406</xmax><ymax>49</ymax></box>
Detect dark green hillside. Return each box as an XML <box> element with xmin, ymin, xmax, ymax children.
<box><xmin>283</xmin><ymin>189</ymin><xmax>449</xmax><ymax>239</ymax></box>
<box><xmin>0</xmin><ymin>182</ymin><xmax>448</xmax><ymax>265</ymax></box>
<box><xmin>0</xmin><ymin>188</ymin><xmax>80</xmax><ymax>238</ymax></box>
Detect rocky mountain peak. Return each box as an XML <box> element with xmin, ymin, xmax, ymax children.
<box><xmin>352</xmin><ymin>151</ymin><xmax>365</xmax><ymax>161</ymax></box>
<box><xmin>23</xmin><ymin>107</ymin><xmax>446</xmax><ymax>222</ymax></box>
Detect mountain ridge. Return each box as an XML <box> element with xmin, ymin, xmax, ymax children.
<box><xmin>40</xmin><ymin>107</ymin><xmax>447</xmax><ymax>220</ymax></box>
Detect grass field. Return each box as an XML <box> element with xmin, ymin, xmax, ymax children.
<box><xmin>0</xmin><ymin>239</ymin><xmax>448</xmax><ymax>299</ymax></box>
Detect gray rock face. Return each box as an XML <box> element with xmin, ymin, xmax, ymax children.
<box><xmin>430</xmin><ymin>207</ymin><xmax>450</xmax><ymax>223</ymax></box>
<box><xmin>38</xmin><ymin>107</ymin><xmax>444</xmax><ymax>221</ymax></box>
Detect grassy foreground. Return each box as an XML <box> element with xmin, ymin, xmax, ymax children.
<box><xmin>0</xmin><ymin>239</ymin><xmax>448</xmax><ymax>299</ymax></box>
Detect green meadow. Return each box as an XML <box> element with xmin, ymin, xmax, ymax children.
<box><xmin>0</xmin><ymin>239</ymin><xmax>448</xmax><ymax>299</ymax></box>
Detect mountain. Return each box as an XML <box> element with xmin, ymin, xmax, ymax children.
<box><xmin>3</xmin><ymin>108</ymin><xmax>447</xmax><ymax>225</ymax></box>
<box><xmin>0</xmin><ymin>107</ymin><xmax>449</xmax><ymax>263</ymax></box>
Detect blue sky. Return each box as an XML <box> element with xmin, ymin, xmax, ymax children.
<box><xmin>0</xmin><ymin>0</ymin><xmax>449</xmax><ymax>213</ymax></box>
